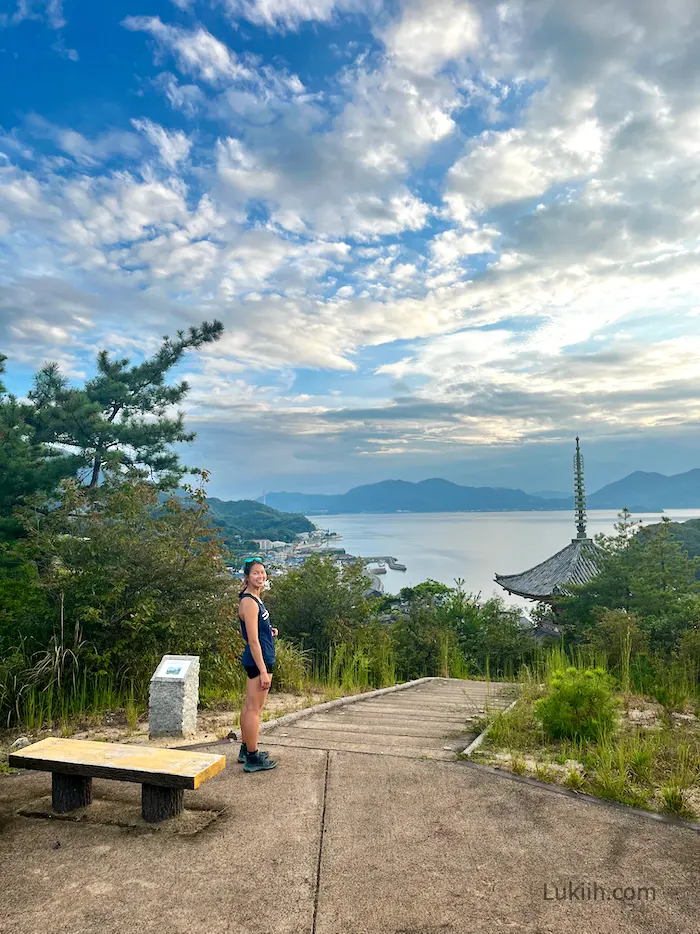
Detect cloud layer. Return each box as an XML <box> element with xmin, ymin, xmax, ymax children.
<box><xmin>2</xmin><ymin>0</ymin><xmax>700</xmax><ymax>494</ymax></box>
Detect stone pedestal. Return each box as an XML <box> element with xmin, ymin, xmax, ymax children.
<box><xmin>149</xmin><ymin>655</ymin><xmax>200</xmax><ymax>739</ymax></box>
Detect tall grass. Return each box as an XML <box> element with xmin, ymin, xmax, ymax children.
<box><xmin>530</xmin><ymin>643</ymin><xmax>609</xmax><ymax>683</ymax></box>
<box><xmin>273</xmin><ymin>640</ymin><xmax>311</xmax><ymax>693</ymax></box>
<box><xmin>13</xmin><ymin>671</ymin><xmax>141</xmax><ymax>732</ymax></box>
<box><xmin>315</xmin><ymin>644</ymin><xmax>372</xmax><ymax>692</ymax></box>
<box><xmin>620</xmin><ymin>620</ymin><xmax>633</xmax><ymax>694</ymax></box>
<box><xmin>312</xmin><ymin>640</ymin><xmax>399</xmax><ymax>693</ymax></box>
<box><xmin>647</xmin><ymin>663</ymin><xmax>698</xmax><ymax>711</ymax></box>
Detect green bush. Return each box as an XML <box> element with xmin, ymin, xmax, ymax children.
<box><xmin>536</xmin><ymin>666</ymin><xmax>617</xmax><ymax>741</ymax></box>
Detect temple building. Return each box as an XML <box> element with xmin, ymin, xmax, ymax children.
<box><xmin>495</xmin><ymin>438</ymin><xmax>602</xmax><ymax>605</ymax></box>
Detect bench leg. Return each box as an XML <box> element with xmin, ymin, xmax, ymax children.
<box><xmin>141</xmin><ymin>784</ymin><xmax>184</xmax><ymax>822</ymax></box>
<box><xmin>52</xmin><ymin>772</ymin><xmax>92</xmax><ymax>812</ymax></box>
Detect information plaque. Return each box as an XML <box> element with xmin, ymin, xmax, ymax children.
<box><xmin>149</xmin><ymin>654</ymin><xmax>200</xmax><ymax>738</ymax></box>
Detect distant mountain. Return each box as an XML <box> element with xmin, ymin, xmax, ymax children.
<box><xmin>530</xmin><ymin>490</ymin><xmax>570</xmax><ymax>500</ymax></box>
<box><xmin>264</xmin><ymin>479</ymin><xmax>558</xmax><ymax>515</ymax></box>
<box><xmin>264</xmin><ymin>468</ymin><xmax>700</xmax><ymax>515</ymax></box>
<box><xmin>587</xmin><ymin>469</ymin><xmax>700</xmax><ymax>510</ymax></box>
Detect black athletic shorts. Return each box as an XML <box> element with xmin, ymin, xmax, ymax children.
<box><xmin>243</xmin><ymin>663</ymin><xmax>274</xmax><ymax>679</ymax></box>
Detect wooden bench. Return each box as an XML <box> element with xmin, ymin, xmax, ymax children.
<box><xmin>9</xmin><ymin>738</ymin><xmax>226</xmax><ymax>822</ymax></box>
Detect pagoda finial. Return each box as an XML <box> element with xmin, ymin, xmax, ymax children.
<box><xmin>573</xmin><ymin>436</ymin><xmax>587</xmax><ymax>540</ymax></box>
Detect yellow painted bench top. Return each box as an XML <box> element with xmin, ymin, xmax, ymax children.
<box><xmin>9</xmin><ymin>738</ymin><xmax>226</xmax><ymax>789</ymax></box>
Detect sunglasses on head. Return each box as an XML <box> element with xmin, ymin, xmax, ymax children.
<box><xmin>243</xmin><ymin>556</ymin><xmax>263</xmax><ymax>570</ymax></box>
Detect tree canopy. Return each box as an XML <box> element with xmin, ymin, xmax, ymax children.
<box><xmin>26</xmin><ymin>320</ymin><xmax>223</xmax><ymax>490</ymax></box>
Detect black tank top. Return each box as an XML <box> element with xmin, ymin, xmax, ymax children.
<box><xmin>239</xmin><ymin>593</ymin><xmax>275</xmax><ymax>666</ymax></box>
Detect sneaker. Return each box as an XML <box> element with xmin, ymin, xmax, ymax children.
<box><xmin>243</xmin><ymin>751</ymin><xmax>277</xmax><ymax>772</ymax></box>
<box><xmin>237</xmin><ymin>743</ymin><xmax>269</xmax><ymax>763</ymax></box>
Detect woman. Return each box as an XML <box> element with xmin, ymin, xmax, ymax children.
<box><xmin>237</xmin><ymin>556</ymin><xmax>278</xmax><ymax>772</ymax></box>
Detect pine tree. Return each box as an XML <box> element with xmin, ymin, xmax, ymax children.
<box><xmin>27</xmin><ymin>320</ymin><xmax>223</xmax><ymax>489</ymax></box>
<box><xmin>627</xmin><ymin>517</ymin><xmax>700</xmax><ymax>617</ymax></box>
<box><xmin>0</xmin><ymin>356</ymin><xmax>80</xmax><ymax>538</ymax></box>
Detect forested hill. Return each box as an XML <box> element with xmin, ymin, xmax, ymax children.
<box><xmin>644</xmin><ymin>516</ymin><xmax>700</xmax><ymax>561</ymax></box>
<box><xmin>162</xmin><ymin>492</ymin><xmax>316</xmax><ymax>545</ymax></box>
<box><xmin>205</xmin><ymin>498</ymin><xmax>315</xmax><ymax>545</ymax></box>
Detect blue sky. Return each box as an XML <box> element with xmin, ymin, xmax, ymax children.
<box><xmin>2</xmin><ymin>0</ymin><xmax>700</xmax><ymax>499</ymax></box>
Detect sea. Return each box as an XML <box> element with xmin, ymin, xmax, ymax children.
<box><xmin>310</xmin><ymin>510</ymin><xmax>700</xmax><ymax>609</ymax></box>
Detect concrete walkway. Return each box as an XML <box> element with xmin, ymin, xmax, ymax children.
<box><xmin>262</xmin><ymin>677</ymin><xmax>515</xmax><ymax>759</ymax></box>
<box><xmin>1</xmin><ymin>678</ymin><xmax>698</xmax><ymax>934</ymax></box>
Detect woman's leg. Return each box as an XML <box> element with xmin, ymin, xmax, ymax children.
<box><xmin>240</xmin><ymin>675</ymin><xmax>270</xmax><ymax>752</ymax></box>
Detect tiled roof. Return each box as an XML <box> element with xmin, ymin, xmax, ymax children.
<box><xmin>495</xmin><ymin>538</ymin><xmax>602</xmax><ymax>600</ymax></box>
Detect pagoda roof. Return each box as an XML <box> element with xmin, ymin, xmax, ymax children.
<box><xmin>495</xmin><ymin>538</ymin><xmax>602</xmax><ymax>601</ymax></box>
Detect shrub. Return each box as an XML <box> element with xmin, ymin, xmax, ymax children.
<box><xmin>536</xmin><ymin>666</ymin><xmax>617</xmax><ymax>741</ymax></box>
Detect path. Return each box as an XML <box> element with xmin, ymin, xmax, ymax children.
<box><xmin>262</xmin><ymin>677</ymin><xmax>514</xmax><ymax>759</ymax></box>
<box><xmin>1</xmin><ymin>678</ymin><xmax>698</xmax><ymax>934</ymax></box>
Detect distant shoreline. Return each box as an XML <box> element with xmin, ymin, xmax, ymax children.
<box><xmin>305</xmin><ymin>505</ymin><xmax>669</xmax><ymax>517</ymax></box>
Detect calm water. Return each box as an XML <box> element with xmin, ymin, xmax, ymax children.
<box><xmin>312</xmin><ymin>510</ymin><xmax>700</xmax><ymax>608</ymax></box>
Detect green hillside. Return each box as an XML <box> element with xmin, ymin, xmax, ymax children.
<box><xmin>648</xmin><ymin>516</ymin><xmax>700</xmax><ymax>560</ymax></box>
<box><xmin>205</xmin><ymin>497</ymin><xmax>316</xmax><ymax>548</ymax></box>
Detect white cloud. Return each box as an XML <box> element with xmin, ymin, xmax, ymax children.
<box><xmin>1</xmin><ymin>0</ymin><xmax>65</xmax><ymax>29</ymax></box>
<box><xmin>122</xmin><ymin>17</ymin><xmax>252</xmax><ymax>85</ymax></box>
<box><xmin>383</xmin><ymin>0</ymin><xmax>479</xmax><ymax>76</ymax></box>
<box><xmin>220</xmin><ymin>0</ymin><xmax>368</xmax><ymax>29</ymax></box>
<box><xmin>389</xmin><ymin>262</ymin><xmax>417</xmax><ymax>283</ymax></box>
<box><xmin>430</xmin><ymin>226</ymin><xmax>499</xmax><ymax>265</ymax></box>
<box><xmin>445</xmin><ymin>116</ymin><xmax>604</xmax><ymax>220</ymax></box>
<box><xmin>216</xmin><ymin>137</ymin><xmax>279</xmax><ymax>196</ymax></box>
<box><xmin>26</xmin><ymin>118</ymin><xmax>143</xmax><ymax>166</ymax></box>
<box><xmin>154</xmin><ymin>73</ymin><xmax>206</xmax><ymax>117</ymax></box>
<box><xmin>131</xmin><ymin>119</ymin><xmax>192</xmax><ymax>170</ymax></box>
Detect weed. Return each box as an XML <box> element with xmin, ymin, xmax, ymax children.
<box><xmin>563</xmin><ymin>768</ymin><xmax>585</xmax><ymax>792</ymax></box>
<box><xmin>59</xmin><ymin>718</ymin><xmax>73</xmax><ymax>738</ymax></box>
<box><xmin>486</xmin><ymin>698</ymin><xmax>541</xmax><ymax>750</ymax></box>
<box><xmin>273</xmin><ymin>641</ymin><xmax>311</xmax><ymax>693</ymax></box>
<box><xmin>592</xmin><ymin>744</ymin><xmax>629</xmax><ymax>803</ymax></box>
<box><xmin>510</xmin><ymin>753</ymin><xmax>527</xmax><ymax>775</ymax></box>
<box><xmin>628</xmin><ymin>745</ymin><xmax>654</xmax><ymax>785</ymax></box>
<box><xmin>125</xmin><ymin>684</ymin><xmax>140</xmax><ymax>732</ymax></box>
<box><xmin>534</xmin><ymin>761</ymin><xmax>553</xmax><ymax>783</ymax></box>
<box><xmin>660</xmin><ymin>785</ymin><xmax>696</xmax><ymax>820</ymax></box>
